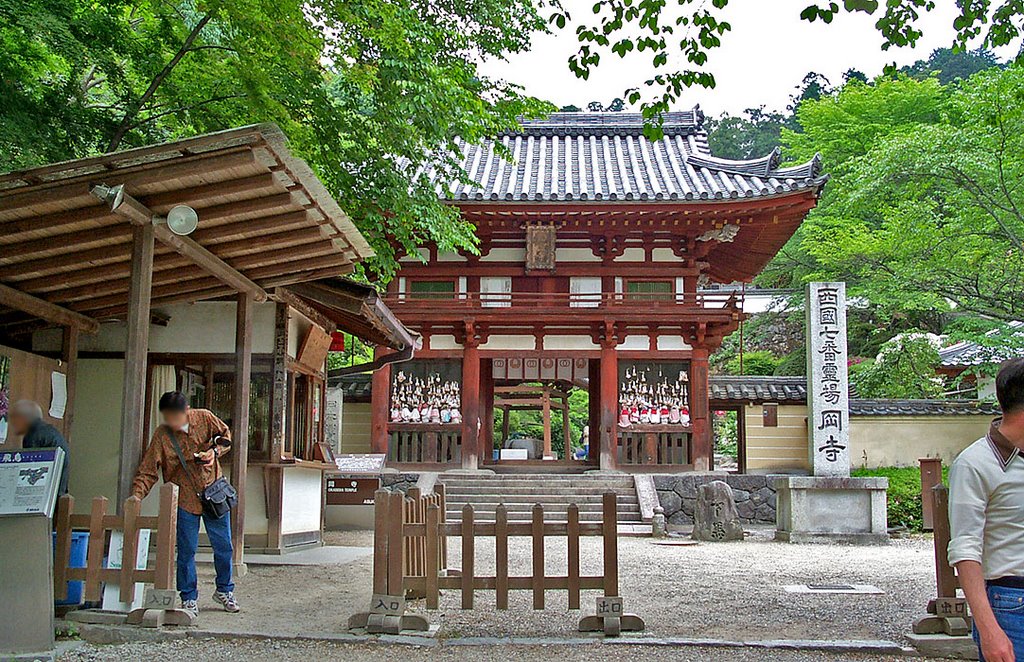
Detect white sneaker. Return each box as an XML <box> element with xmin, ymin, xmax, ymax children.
<box><xmin>181</xmin><ymin>599</ymin><xmax>199</xmax><ymax>619</ymax></box>
<box><xmin>213</xmin><ymin>591</ymin><xmax>241</xmax><ymax>613</ymax></box>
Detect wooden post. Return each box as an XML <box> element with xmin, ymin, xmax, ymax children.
<box><xmin>480</xmin><ymin>358</ymin><xmax>494</xmax><ymax>463</ymax></box>
<box><xmin>269</xmin><ymin>303</ymin><xmax>288</xmax><ymax>460</ymax></box>
<box><xmin>602</xmin><ymin>493</ymin><xmax>619</xmax><ymax>597</ymax></box>
<box><xmin>387</xmin><ymin>492</ymin><xmax>404</xmax><ymax>596</ymax></box>
<box><xmin>919</xmin><ymin>458</ymin><xmax>943</xmax><ymax>531</ymax></box>
<box><xmin>53</xmin><ymin>495</ymin><xmax>74</xmax><ymax>601</ymax></box>
<box><xmin>370</xmin><ymin>345</ymin><xmax>391</xmax><ymax>455</ymax></box>
<box><xmin>117</xmin><ymin>222</ymin><xmax>154</xmax><ymax>506</ymax></box>
<box><xmin>932</xmin><ymin>484</ymin><xmax>957</xmax><ymax>598</ymax></box>
<box><xmin>532</xmin><ymin>503</ymin><xmax>545</xmax><ymax>609</ymax></box>
<box><xmin>562</xmin><ymin>398</ymin><xmax>572</xmax><ymax>458</ymax></box>
<box><xmin>567</xmin><ymin>503</ymin><xmax>580</xmax><ymax>610</ymax></box>
<box><xmin>120</xmin><ymin>496</ymin><xmax>141</xmax><ymax>602</ymax></box>
<box><xmin>501</xmin><ymin>406</ymin><xmax>510</xmax><ymax>444</ymax></box>
<box><xmin>588</xmin><ymin>358</ymin><xmax>601</xmax><ymax>464</ymax></box>
<box><xmin>372</xmin><ymin>490</ymin><xmax>389</xmax><ymax>596</ymax></box>
<box><xmin>61</xmin><ymin>325</ymin><xmax>79</xmax><ymax>442</ymax></box>
<box><xmin>542</xmin><ymin>386</ymin><xmax>553</xmax><ymax>460</ymax></box>
<box><xmin>461</xmin><ymin>504</ymin><xmax>475</xmax><ymax>608</ymax></box>
<box><xmin>154</xmin><ymin>484</ymin><xmax>178</xmax><ymax>590</ymax></box>
<box><xmin>495</xmin><ymin>504</ymin><xmax>509</xmax><ymax>610</ymax></box>
<box><xmin>599</xmin><ymin>340</ymin><xmax>618</xmax><ymax>471</ymax></box>
<box><xmin>690</xmin><ymin>347</ymin><xmax>711</xmax><ymax>471</ymax></box>
<box><xmin>84</xmin><ymin>497</ymin><xmax>108</xmax><ymax>602</ymax></box>
<box><xmin>232</xmin><ymin>293</ymin><xmax>253</xmax><ymax>571</ymax></box>
<box><xmin>461</xmin><ymin>342</ymin><xmax>481</xmax><ymax>470</ymax></box>
<box><xmin>425</xmin><ymin>503</ymin><xmax>440</xmax><ymax>609</ymax></box>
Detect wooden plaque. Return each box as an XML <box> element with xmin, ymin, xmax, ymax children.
<box><xmin>525</xmin><ymin>224</ymin><xmax>556</xmax><ymax>271</ymax></box>
<box><xmin>297</xmin><ymin>325</ymin><xmax>332</xmax><ymax>372</ymax></box>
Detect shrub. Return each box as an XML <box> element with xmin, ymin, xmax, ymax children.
<box><xmin>724</xmin><ymin>350</ymin><xmax>781</xmax><ymax>376</ymax></box>
<box><xmin>852</xmin><ymin>465</ymin><xmax>948</xmax><ymax>532</ymax></box>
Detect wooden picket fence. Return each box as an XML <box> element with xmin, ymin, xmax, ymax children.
<box><xmin>53</xmin><ymin>483</ymin><xmax>179</xmax><ymax>603</ymax></box>
<box><xmin>373</xmin><ymin>488</ymin><xmax>620</xmax><ymax>610</ymax></box>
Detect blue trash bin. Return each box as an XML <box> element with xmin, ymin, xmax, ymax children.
<box><xmin>53</xmin><ymin>531</ymin><xmax>89</xmax><ymax>605</ymax></box>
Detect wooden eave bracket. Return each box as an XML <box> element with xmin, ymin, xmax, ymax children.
<box><xmin>91</xmin><ymin>184</ymin><xmax>268</xmax><ymax>302</ymax></box>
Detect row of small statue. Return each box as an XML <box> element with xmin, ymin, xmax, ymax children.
<box><xmin>618</xmin><ymin>402</ymin><xmax>691</xmax><ymax>427</ymax></box>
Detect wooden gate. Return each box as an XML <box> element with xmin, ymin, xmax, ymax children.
<box><xmin>351</xmin><ymin>487</ymin><xmax>644</xmax><ymax>636</ymax></box>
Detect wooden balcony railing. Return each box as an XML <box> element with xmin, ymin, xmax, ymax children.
<box><xmin>384</xmin><ymin>291</ymin><xmax>740</xmax><ymax>311</ymax></box>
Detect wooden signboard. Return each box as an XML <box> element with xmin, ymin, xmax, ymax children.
<box><xmin>326</xmin><ymin>476</ymin><xmax>379</xmax><ymax>506</ymax></box>
<box><xmin>525</xmin><ymin>224</ymin><xmax>556</xmax><ymax>271</ymax></box>
<box><xmin>297</xmin><ymin>325</ymin><xmax>332</xmax><ymax>373</ymax></box>
<box><xmin>334</xmin><ymin>453</ymin><xmax>387</xmax><ymax>474</ymax></box>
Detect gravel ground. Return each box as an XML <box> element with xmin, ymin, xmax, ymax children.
<box><xmin>57</xmin><ymin>639</ymin><xmax>946</xmax><ymax>662</ymax></box>
<box><xmin>95</xmin><ymin>529</ymin><xmax>937</xmax><ymax>646</ymax></box>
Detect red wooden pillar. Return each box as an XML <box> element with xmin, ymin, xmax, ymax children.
<box><xmin>370</xmin><ymin>345</ymin><xmax>391</xmax><ymax>456</ymax></box>
<box><xmin>599</xmin><ymin>341</ymin><xmax>618</xmax><ymax>471</ymax></box>
<box><xmin>690</xmin><ymin>347</ymin><xmax>711</xmax><ymax>471</ymax></box>
<box><xmin>480</xmin><ymin>358</ymin><xmax>494</xmax><ymax>463</ymax></box>
<box><xmin>461</xmin><ymin>341</ymin><xmax>481</xmax><ymax>470</ymax></box>
<box><xmin>588</xmin><ymin>358</ymin><xmax>601</xmax><ymax>465</ymax></box>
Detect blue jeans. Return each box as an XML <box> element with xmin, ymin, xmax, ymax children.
<box><xmin>176</xmin><ymin>507</ymin><xmax>234</xmax><ymax>601</ymax></box>
<box><xmin>974</xmin><ymin>585</ymin><xmax>1024</xmax><ymax>661</ymax></box>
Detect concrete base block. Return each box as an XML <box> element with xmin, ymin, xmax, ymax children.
<box><xmin>578</xmin><ymin>613</ymin><xmax>645</xmax><ymax>636</ymax></box>
<box><xmin>773</xmin><ymin>476</ymin><xmax>889</xmax><ymax>545</ymax></box>
<box><xmin>907</xmin><ymin>633</ymin><xmax>978</xmax><ymax>660</ymax></box>
<box><xmin>125</xmin><ymin>608</ymin><xmax>196</xmax><ymax>628</ymax></box>
<box><xmin>65</xmin><ymin>610</ymin><xmax>129</xmax><ymax>626</ymax></box>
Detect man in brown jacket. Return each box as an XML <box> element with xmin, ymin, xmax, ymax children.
<box><xmin>131</xmin><ymin>391</ymin><xmax>239</xmax><ymax>618</ymax></box>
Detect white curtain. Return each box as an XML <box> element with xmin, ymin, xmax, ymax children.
<box><xmin>149</xmin><ymin>365</ymin><xmax>177</xmax><ymax>435</ymax></box>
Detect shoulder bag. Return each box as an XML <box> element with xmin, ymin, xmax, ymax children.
<box><xmin>168</xmin><ymin>429</ymin><xmax>238</xmax><ymax>519</ymax></box>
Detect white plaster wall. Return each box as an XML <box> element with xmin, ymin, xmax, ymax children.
<box><xmin>652</xmin><ymin>248</ymin><xmax>682</xmax><ymax>262</ymax></box>
<box><xmin>280</xmin><ymin>468</ymin><xmax>323</xmax><ymax>535</ymax></box>
<box><xmin>429</xmin><ymin>335</ymin><xmax>462</xmax><ymax>350</ymax></box>
<box><xmin>556</xmin><ymin>248</ymin><xmax>602</xmax><ymax>263</ymax></box>
<box><xmin>480</xmin><ymin>335</ymin><xmax>536</xmax><ymax>351</ymax></box>
<box><xmin>481</xmin><ymin>248</ymin><xmax>525</xmax><ymax>262</ymax></box>
<box><xmin>34</xmin><ymin>302</ymin><xmax>277</xmax><ymax>355</ymax></box>
<box><xmin>618</xmin><ymin>336</ymin><xmax>650</xmax><ymax>351</ymax></box>
<box><xmin>340</xmin><ymin>402</ymin><xmax>372</xmax><ymax>454</ymax></box>
<box><xmin>616</xmin><ymin>247</ymin><xmax>646</xmax><ymax>262</ymax></box>
<box><xmin>542</xmin><ymin>335</ymin><xmax>600</xmax><ymax>351</ymax></box>
<box><xmin>849</xmin><ymin>415</ymin><xmax>991</xmax><ymax>469</ymax></box>
<box><xmin>657</xmin><ymin>336</ymin><xmax>692</xmax><ymax>351</ymax></box>
<box><xmin>437</xmin><ymin>251</ymin><xmax>467</xmax><ymax>262</ymax></box>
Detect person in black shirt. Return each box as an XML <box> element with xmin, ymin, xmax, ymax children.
<box><xmin>9</xmin><ymin>400</ymin><xmax>70</xmax><ymax>495</ymax></box>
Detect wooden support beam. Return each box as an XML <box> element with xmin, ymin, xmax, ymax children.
<box><xmin>62</xmin><ymin>325</ymin><xmax>80</xmax><ymax>442</ymax></box>
<box><xmin>461</xmin><ymin>341</ymin><xmax>481</xmax><ymax>470</ymax></box>
<box><xmin>599</xmin><ymin>341</ymin><xmax>618</xmax><ymax>471</ymax></box>
<box><xmin>93</xmin><ymin>185</ymin><xmax>268</xmax><ymax>303</ymax></box>
<box><xmin>690</xmin><ymin>347</ymin><xmax>711</xmax><ymax>471</ymax></box>
<box><xmin>370</xmin><ymin>345</ymin><xmax>391</xmax><ymax>455</ymax></box>
<box><xmin>117</xmin><ymin>222</ymin><xmax>154</xmax><ymax>506</ymax></box>
<box><xmin>0</xmin><ymin>282</ymin><xmax>99</xmax><ymax>333</ymax></box>
<box><xmin>231</xmin><ymin>293</ymin><xmax>253</xmax><ymax>573</ymax></box>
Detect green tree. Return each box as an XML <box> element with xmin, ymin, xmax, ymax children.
<box><xmin>900</xmin><ymin>47</ymin><xmax>1002</xmax><ymax>84</ymax></box>
<box><xmin>1</xmin><ymin>0</ymin><xmax>550</xmax><ymax>275</ymax></box>
<box><xmin>852</xmin><ymin>332</ymin><xmax>944</xmax><ymax>399</ymax></box>
<box><xmin>706</xmin><ymin>107</ymin><xmax>787</xmax><ymax>160</ymax></box>
<box><xmin>724</xmin><ymin>350</ymin><xmax>781</xmax><ymax>376</ymax></box>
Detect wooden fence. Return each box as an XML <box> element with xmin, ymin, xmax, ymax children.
<box><xmin>353</xmin><ymin>487</ymin><xmax>643</xmax><ymax>636</ymax></box>
<box><xmin>54</xmin><ymin>483</ymin><xmax>179</xmax><ymax>604</ymax></box>
<box><xmin>912</xmin><ymin>461</ymin><xmax>971</xmax><ymax>636</ymax></box>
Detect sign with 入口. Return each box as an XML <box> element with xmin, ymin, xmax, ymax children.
<box><xmin>370</xmin><ymin>594</ymin><xmax>405</xmax><ymax>616</ymax></box>
<box><xmin>806</xmin><ymin>282</ymin><xmax>850</xmax><ymax>477</ymax></box>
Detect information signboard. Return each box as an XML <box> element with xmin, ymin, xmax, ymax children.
<box><xmin>326</xmin><ymin>476</ymin><xmax>379</xmax><ymax>506</ymax></box>
<box><xmin>333</xmin><ymin>453</ymin><xmax>386</xmax><ymax>474</ymax></box>
<box><xmin>0</xmin><ymin>448</ymin><xmax>65</xmax><ymax>517</ymax></box>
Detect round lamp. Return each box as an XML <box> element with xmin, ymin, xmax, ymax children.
<box><xmin>166</xmin><ymin>205</ymin><xmax>199</xmax><ymax>236</ymax></box>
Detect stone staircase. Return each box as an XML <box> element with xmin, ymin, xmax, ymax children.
<box><xmin>437</xmin><ymin>473</ymin><xmax>643</xmax><ymax>525</ymax></box>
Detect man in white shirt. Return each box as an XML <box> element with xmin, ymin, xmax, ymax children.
<box><xmin>949</xmin><ymin>358</ymin><xmax>1024</xmax><ymax>662</ymax></box>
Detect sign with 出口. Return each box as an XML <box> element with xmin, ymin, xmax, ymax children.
<box><xmin>325</xmin><ymin>476</ymin><xmax>379</xmax><ymax>505</ymax></box>
<box><xmin>806</xmin><ymin>282</ymin><xmax>850</xmax><ymax>477</ymax></box>
<box><xmin>596</xmin><ymin>596</ymin><xmax>623</xmax><ymax>617</ymax></box>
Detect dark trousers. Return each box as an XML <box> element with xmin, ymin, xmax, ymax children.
<box><xmin>176</xmin><ymin>507</ymin><xmax>234</xmax><ymax>601</ymax></box>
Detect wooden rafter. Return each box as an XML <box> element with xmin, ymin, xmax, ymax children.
<box><xmin>0</xmin><ymin>282</ymin><xmax>99</xmax><ymax>333</ymax></box>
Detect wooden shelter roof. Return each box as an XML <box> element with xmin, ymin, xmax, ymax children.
<box><xmin>0</xmin><ymin>124</ymin><xmax>373</xmax><ymax>335</ymax></box>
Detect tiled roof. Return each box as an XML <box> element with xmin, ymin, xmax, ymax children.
<box><xmin>939</xmin><ymin>321</ymin><xmax>1024</xmax><ymax>367</ymax></box>
<box><xmin>331</xmin><ymin>373</ymin><xmax>999</xmax><ymax>416</ymax></box>
<box><xmin>422</xmin><ymin>108</ymin><xmax>826</xmax><ymax>202</ymax></box>
<box><xmin>709</xmin><ymin>376</ymin><xmax>808</xmax><ymax>403</ymax></box>
<box><xmin>848</xmin><ymin>399</ymin><xmax>1000</xmax><ymax>417</ymax></box>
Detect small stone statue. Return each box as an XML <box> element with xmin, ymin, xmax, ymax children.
<box><xmin>691</xmin><ymin>480</ymin><xmax>744</xmax><ymax>542</ymax></box>
<box><xmin>651</xmin><ymin>506</ymin><xmax>667</xmax><ymax>538</ymax></box>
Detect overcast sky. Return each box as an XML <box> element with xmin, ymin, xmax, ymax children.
<box><xmin>479</xmin><ymin>0</ymin><xmax>1020</xmax><ymax>116</ymax></box>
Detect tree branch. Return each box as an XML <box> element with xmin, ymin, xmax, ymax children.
<box><xmin>105</xmin><ymin>13</ymin><xmax>213</xmax><ymax>152</ymax></box>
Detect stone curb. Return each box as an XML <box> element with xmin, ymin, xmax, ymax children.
<box><xmin>68</xmin><ymin>621</ymin><xmax>915</xmax><ymax>656</ymax></box>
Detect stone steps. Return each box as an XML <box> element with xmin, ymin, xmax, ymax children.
<box><xmin>439</xmin><ymin>473</ymin><xmax>642</xmax><ymax>525</ymax></box>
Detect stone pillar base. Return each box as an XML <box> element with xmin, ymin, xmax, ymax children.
<box><xmin>773</xmin><ymin>476</ymin><xmax>889</xmax><ymax>545</ymax></box>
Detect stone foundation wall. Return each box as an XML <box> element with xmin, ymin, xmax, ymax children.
<box><xmin>380</xmin><ymin>473</ymin><xmax>421</xmax><ymax>492</ymax></box>
<box><xmin>654</xmin><ymin>474</ymin><xmax>780</xmax><ymax>526</ymax></box>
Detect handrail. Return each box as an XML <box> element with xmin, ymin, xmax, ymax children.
<box><xmin>382</xmin><ymin>291</ymin><xmax>741</xmax><ymax>309</ymax></box>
